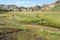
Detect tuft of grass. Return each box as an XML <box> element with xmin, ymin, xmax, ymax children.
<box><xmin>41</xmin><ymin>30</ymin><xmax>60</xmax><ymax>36</ymax></box>
<box><xmin>3</xmin><ymin>22</ymin><xmax>28</xmax><ymax>31</ymax></box>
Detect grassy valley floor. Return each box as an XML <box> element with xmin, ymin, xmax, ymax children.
<box><xmin>0</xmin><ymin>11</ymin><xmax>60</xmax><ymax>40</ymax></box>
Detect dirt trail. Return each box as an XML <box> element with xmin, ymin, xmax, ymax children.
<box><xmin>0</xmin><ymin>21</ymin><xmax>60</xmax><ymax>33</ymax></box>
<box><xmin>23</xmin><ymin>24</ymin><xmax>60</xmax><ymax>32</ymax></box>
<box><xmin>0</xmin><ymin>20</ymin><xmax>60</xmax><ymax>32</ymax></box>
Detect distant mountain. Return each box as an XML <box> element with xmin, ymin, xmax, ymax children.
<box><xmin>0</xmin><ymin>4</ymin><xmax>19</xmax><ymax>12</ymax></box>
<box><xmin>0</xmin><ymin>0</ymin><xmax>60</xmax><ymax>12</ymax></box>
<box><xmin>0</xmin><ymin>4</ymin><xmax>41</xmax><ymax>12</ymax></box>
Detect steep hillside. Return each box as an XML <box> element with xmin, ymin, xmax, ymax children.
<box><xmin>50</xmin><ymin>0</ymin><xmax>60</xmax><ymax>11</ymax></box>
<box><xmin>51</xmin><ymin>4</ymin><xmax>60</xmax><ymax>11</ymax></box>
